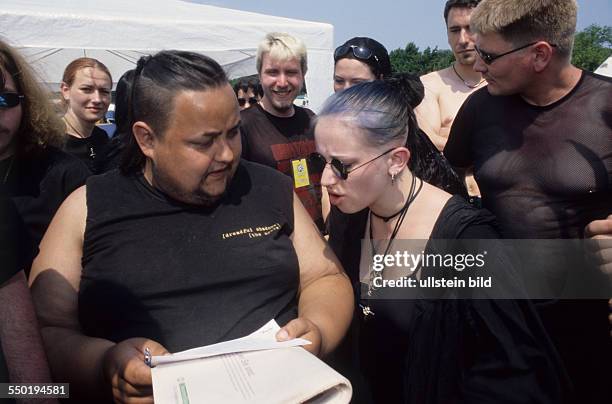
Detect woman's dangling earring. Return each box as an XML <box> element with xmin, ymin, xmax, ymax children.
<box><xmin>391</xmin><ymin>172</ymin><xmax>396</xmax><ymax>185</ymax></box>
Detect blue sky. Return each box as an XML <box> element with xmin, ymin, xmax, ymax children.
<box><xmin>191</xmin><ymin>0</ymin><xmax>611</xmax><ymax>52</ymax></box>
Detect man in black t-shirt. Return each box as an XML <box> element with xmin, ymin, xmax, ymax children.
<box><xmin>30</xmin><ymin>50</ymin><xmax>353</xmax><ymax>403</ymax></box>
<box><xmin>444</xmin><ymin>1</ymin><xmax>612</xmax><ymax>402</ymax></box>
<box><xmin>241</xmin><ymin>32</ymin><xmax>325</xmax><ymax>230</ymax></box>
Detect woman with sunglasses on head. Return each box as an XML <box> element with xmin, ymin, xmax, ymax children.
<box><xmin>333</xmin><ymin>37</ymin><xmax>393</xmax><ymax>92</ymax></box>
<box><xmin>313</xmin><ymin>77</ymin><xmax>566</xmax><ymax>403</ymax></box>
<box><xmin>60</xmin><ymin>57</ymin><xmax>115</xmax><ymax>174</ymax></box>
<box><xmin>333</xmin><ymin>37</ymin><xmax>466</xmax><ymax>197</ymax></box>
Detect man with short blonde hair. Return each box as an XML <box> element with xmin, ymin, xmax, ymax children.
<box><xmin>242</xmin><ymin>32</ymin><xmax>325</xmax><ymax>230</ymax></box>
<box><xmin>256</xmin><ymin>32</ymin><xmax>308</xmax><ymax>78</ymax></box>
<box><xmin>470</xmin><ymin>0</ymin><xmax>576</xmax><ymax>58</ymax></box>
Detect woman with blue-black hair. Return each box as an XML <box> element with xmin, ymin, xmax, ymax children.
<box><xmin>314</xmin><ymin>76</ymin><xmax>567</xmax><ymax>403</ymax></box>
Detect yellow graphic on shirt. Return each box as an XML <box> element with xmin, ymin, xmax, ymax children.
<box><xmin>222</xmin><ymin>223</ymin><xmax>282</xmax><ymax>240</ymax></box>
<box><xmin>292</xmin><ymin>158</ymin><xmax>310</xmax><ymax>188</ymax></box>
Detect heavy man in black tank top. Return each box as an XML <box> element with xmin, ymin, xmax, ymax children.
<box><xmin>29</xmin><ymin>51</ymin><xmax>353</xmax><ymax>403</ymax></box>
<box><xmin>445</xmin><ymin>1</ymin><xmax>612</xmax><ymax>402</ymax></box>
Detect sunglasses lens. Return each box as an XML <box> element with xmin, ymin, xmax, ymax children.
<box><xmin>352</xmin><ymin>46</ymin><xmax>373</xmax><ymax>60</ymax></box>
<box><xmin>307</xmin><ymin>153</ymin><xmax>348</xmax><ymax>179</ymax></box>
<box><xmin>307</xmin><ymin>153</ymin><xmax>326</xmax><ymax>172</ymax></box>
<box><xmin>334</xmin><ymin>45</ymin><xmax>349</xmax><ymax>60</ymax></box>
<box><xmin>0</xmin><ymin>93</ymin><xmax>20</xmax><ymax>108</ymax></box>
<box><xmin>248</xmin><ymin>97</ymin><xmax>258</xmax><ymax>105</ymax></box>
<box><xmin>237</xmin><ymin>98</ymin><xmax>246</xmax><ymax>106</ymax></box>
<box><xmin>330</xmin><ymin>159</ymin><xmax>347</xmax><ymax>180</ymax></box>
<box><xmin>476</xmin><ymin>48</ymin><xmax>493</xmax><ymax>64</ymax></box>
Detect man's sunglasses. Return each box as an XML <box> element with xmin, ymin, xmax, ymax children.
<box><xmin>334</xmin><ymin>44</ymin><xmax>380</xmax><ymax>66</ymax></box>
<box><xmin>475</xmin><ymin>42</ymin><xmax>557</xmax><ymax>65</ymax></box>
<box><xmin>0</xmin><ymin>93</ymin><xmax>24</xmax><ymax>109</ymax></box>
<box><xmin>238</xmin><ymin>97</ymin><xmax>258</xmax><ymax>107</ymax></box>
<box><xmin>308</xmin><ymin>148</ymin><xmax>395</xmax><ymax>180</ymax></box>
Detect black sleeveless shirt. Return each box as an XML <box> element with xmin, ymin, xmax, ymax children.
<box><xmin>79</xmin><ymin>161</ymin><xmax>299</xmax><ymax>352</ymax></box>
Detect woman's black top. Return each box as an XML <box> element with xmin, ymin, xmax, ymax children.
<box><xmin>64</xmin><ymin>126</ymin><xmax>117</xmax><ymax>174</ymax></box>
<box><xmin>0</xmin><ymin>195</ymin><xmax>23</xmax><ymax>396</ymax></box>
<box><xmin>0</xmin><ymin>147</ymin><xmax>90</xmax><ymax>272</ymax></box>
<box><xmin>328</xmin><ymin>196</ymin><xmax>567</xmax><ymax>404</ymax></box>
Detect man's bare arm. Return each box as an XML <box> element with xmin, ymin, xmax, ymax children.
<box><xmin>0</xmin><ymin>270</ymin><xmax>58</xmax><ymax>404</ymax></box>
<box><xmin>277</xmin><ymin>194</ymin><xmax>353</xmax><ymax>357</ymax></box>
<box><xmin>30</xmin><ymin>187</ymin><xmax>168</xmax><ymax>402</ymax></box>
<box><xmin>415</xmin><ymin>74</ymin><xmax>447</xmax><ymax>151</ymax></box>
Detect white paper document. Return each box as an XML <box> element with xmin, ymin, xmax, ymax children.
<box><xmin>151</xmin><ymin>320</ymin><xmax>352</xmax><ymax>403</ymax></box>
<box><xmin>151</xmin><ymin>320</ymin><xmax>310</xmax><ymax>366</ymax></box>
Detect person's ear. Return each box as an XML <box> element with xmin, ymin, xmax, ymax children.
<box><xmin>388</xmin><ymin>147</ymin><xmax>411</xmax><ymax>177</ymax></box>
<box><xmin>532</xmin><ymin>41</ymin><xmax>555</xmax><ymax>73</ymax></box>
<box><xmin>59</xmin><ymin>82</ymin><xmax>71</xmax><ymax>104</ymax></box>
<box><xmin>132</xmin><ymin>122</ymin><xmax>157</xmax><ymax>160</ymax></box>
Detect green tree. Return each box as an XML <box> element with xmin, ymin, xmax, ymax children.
<box><xmin>390</xmin><ymin>42</ymin><xmax>454</xmax><ymax>75</ymax></box>
<box><xmin>571</xmin><ymin>24</ymin><xmax>611</xmax><ymax>72</ymax></box>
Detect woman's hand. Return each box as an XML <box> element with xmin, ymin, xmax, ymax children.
<box><xmin>102</xmin><ymin>338</ymin><xmax>169</xmax><ymax>404</ymax></box>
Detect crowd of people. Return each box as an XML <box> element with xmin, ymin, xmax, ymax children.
<box><xmin>0</xmin><ymin>0</ymin><xmax>610</xmax><ymax>403</ymax></box>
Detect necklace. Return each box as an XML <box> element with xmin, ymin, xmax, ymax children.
<box><xmin>2</xmin><ymin>155</ymin><xmax>15</xmax><ymax>184</ymax></box>
<box><xmin>63</xmin><ymin>117</ymin><xmax>97</xmax><ymax>160</ymax></box>
<box><xmin>452</xmin><ymin>64</ymin><xmax>485</xmax><ymax>89</ymax></box>
<box><xmin>63</xmin><ymin>116</ymin><xmax>90</xmax><ymax>139</ymax></box>
<box><xmin>371</xmin><ymin>200</ymin><xmax>409</xmax><ymax>222</ymax></box>
<box><xmin>363</xmin><ymin>175</ymin><xmax>424</xmax><ymax>311</ymax></box>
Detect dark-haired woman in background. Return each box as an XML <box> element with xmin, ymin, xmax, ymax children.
<box><xmin>333</xmin><ymin>37</ymin><xmax>393</xmax><ymax>92</ymax></box>
<box><xmin>60</xmin><ymin>57</ymin><xmax>114</xmax><ymax>174</ymax></box>
<box><xmin>332</xmin><ymin>37</ymin><xmax>466</xmax><ymax>197</ymax></box>
<box><xmin>313</xmin><ymin>77</ymin><xmax>566</xmax><ymax>403</ymax></box>
<box><xmin>233</xmin><ymin>78</ymin><xmax>261</xmax><ymax>110</ymax></box>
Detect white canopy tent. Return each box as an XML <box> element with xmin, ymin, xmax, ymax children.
<box><xmin>595</xmin><ymin>56</ymin><xmax>612</xmax><ymax>78</ymax></box>
<box><xmin>1</xmin><ymin>0</ymin><xmax>334</xmax><ymax>111</ymax></box>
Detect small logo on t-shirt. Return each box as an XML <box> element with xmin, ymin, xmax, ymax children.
<box><xmin>222</xmin><ymin>222</ymin><xmax>282</xmax><ymax>240</ymax></box>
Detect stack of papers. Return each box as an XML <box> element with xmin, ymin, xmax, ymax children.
<box><xmin>151</xmin><ymin>320</ymin><xmax>352</xmax><ymax>403</ymax></box>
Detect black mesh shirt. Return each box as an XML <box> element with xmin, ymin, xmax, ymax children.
<box><xmin>444</xmin><ymin>71</ymin><xmax>612</xmax><ymax>403</ymax></box>
<box><xmin>445</xmin><ymin>71</ymin><xmax>612</xmax><ymax>239</ymax></box>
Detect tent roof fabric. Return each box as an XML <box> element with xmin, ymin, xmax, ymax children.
<box><xmin>1</xmin><ymin>0</ymin><xmax>334</xmax><ymax>111</ymax></box>
<box><xmin>595</xmin><ymin>56</ymin><xmax>612</xmax><ymax>78</ymax></box>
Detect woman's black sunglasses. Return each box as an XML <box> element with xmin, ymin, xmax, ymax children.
<box><xmin>0</xmin><ymin>93</ymin><xmax>24</xmax><ymax>109</ymax></box>
<box><xmin>334</xmin><ymin>44</ymin><xmax>380</xmax><ymax>66</ymax></box>
<box><xmin>308</xmin><ymin>148</ymin><xmax>395</xmax><ymax>180</ymax></box>
<box><xmin>238</xmin><ymin>97</ymin><xmax>258</xmax><ymax>107</ymax></box>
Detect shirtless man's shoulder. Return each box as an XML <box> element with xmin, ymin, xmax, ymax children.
<box><xmin>416</xmin><ymin>65</ymin><xmax>484</xmax><ymax>197</ymax></box>
<box><xmin>416</xmin><ymin>66</ymin><xmax>462</xmax><ymax>151</ymax></box>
